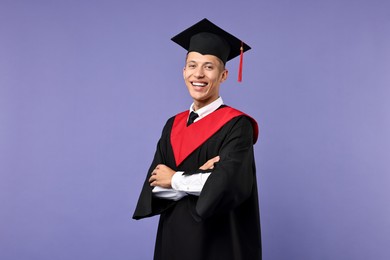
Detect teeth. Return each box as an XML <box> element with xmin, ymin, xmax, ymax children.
<box><xmin>192</xmin><ymin>82</ymin><xmax>207</xmax><ymax>87</ymax></box>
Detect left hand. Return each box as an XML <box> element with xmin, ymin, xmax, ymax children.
<box><xmin>149</xmin><ymin>164</ymin><xmax>176</xmax><ymax>188</ymax></box>
<box><xmin>199</xmin><ymin>156</ymin><xmax>220</xmax><ymax>170</ymax></box>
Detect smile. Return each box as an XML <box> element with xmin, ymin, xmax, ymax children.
<box><xmin>191</xmin><ymin>82</ymin><xmax>208</xmax><ymax>87</ymax></box>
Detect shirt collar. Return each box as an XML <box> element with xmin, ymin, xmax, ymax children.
<box><xmin>189</xmin><ymin>97</ymin><xmax>224</xmax><ymax>121</ymax></box>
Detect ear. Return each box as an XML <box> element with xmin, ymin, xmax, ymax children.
<box><xmin>221</xmin><ymin>69</ymin><xmax>229</xmax><ymax>82</ymax></box>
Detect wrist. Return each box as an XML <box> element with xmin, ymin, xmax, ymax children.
<box><xmin>171</xmin><ymin>171</ymin><xmax>184</xmax><ymax>190</ymax></box>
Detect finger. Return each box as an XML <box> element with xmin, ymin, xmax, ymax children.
<box><xmin>204</xmin><ymin>156</ymin><xmax>220</xmax><ymax>170</ymax></box>
<box><xmin>200</xmin><ymin>163</ymin><xmax>212</xmax><ymax>170</ymax></box>
<box><xmin>211</xmin><ymin>156</ymin><xmax>220</xmax><ymax>163</ymax></box>
<box><xmin>149</xmin><ymin>175</ymin><xmax>156</xmax><ymax>183</ymax></box>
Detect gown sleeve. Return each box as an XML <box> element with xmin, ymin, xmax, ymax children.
<box><xmin>132</xmin><ymin>118</ymin><xmax>176</xmax><ymax>220</ymax></box>
<box><xmin>195</xmin><ymin>116</ymin><xmax>257</xmax><ymax>220</ymax></box>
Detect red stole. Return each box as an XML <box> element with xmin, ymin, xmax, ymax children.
<box><xmin>170</xmin><ymin>106</ymin><xmax>259</xmax><ymax>166</ymax></box>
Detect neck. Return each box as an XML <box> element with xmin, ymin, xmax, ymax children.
<box><xmin>193</xmin><ymin>97</ymin><xmax>219</xmax><ymax>111</ymax></box>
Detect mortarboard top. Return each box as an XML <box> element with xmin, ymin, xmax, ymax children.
<box><xmin>171</xmin><ymin>18</ymin><xmax>251</xmax><ymax>81</ymax></box>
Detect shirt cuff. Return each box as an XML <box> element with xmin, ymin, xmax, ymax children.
<box><xmin>171</xmin><ymin>171</ymin><xmax>185</xmax><ymax>191</ymax></box>
<box><xmin>152</xmin><ymin>186</ymin><xmax>187</xmax><ymax>201</ymax></box>
<box><xmin>171</xmin><ymin>170</ymin><xmax>211</xmax><ymax>195</ymax></box>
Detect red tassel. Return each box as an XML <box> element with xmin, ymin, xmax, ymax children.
<box><xmin>238</xmin><ymin>42</ymin><xmax>244</xmax><ymax>82</ymax></box>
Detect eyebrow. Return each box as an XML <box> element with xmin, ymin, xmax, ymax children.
<box><xmin>186</xmin><ymin>60</ymin><xmax>215</xmax><ymax>66</ymax></box>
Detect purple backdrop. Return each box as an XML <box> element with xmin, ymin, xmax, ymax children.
<box><xmin>1</xmin><ymin>0</ymin><xmax>389</xmax><ymax>259</ymax></box>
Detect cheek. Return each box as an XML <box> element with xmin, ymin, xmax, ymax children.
<box><xmin>208</xmin><ymin>74</ymin><xmax>220</xmax><ymax>85</ymax></box>
<box><xmin>183</xmin><ymin>69</ymin><xmax>190</xmax><ymax>78</ymax></box>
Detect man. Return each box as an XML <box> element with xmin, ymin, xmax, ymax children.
<box><xmin>133</xmin><ymin>18</ymin><xmax>261</xmax><ymax>260</ymax></box>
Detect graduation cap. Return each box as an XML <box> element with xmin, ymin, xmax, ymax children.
<box><xmin>171</xmin><ymin>18</ymin><xmax>251</xmax><ymax>82</ymax></box>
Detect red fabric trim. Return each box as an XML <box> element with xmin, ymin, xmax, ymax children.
<box><xmin>171</xmin><ymin>107</ymin><xmax>259</xmax><ymax>166</ymax></box>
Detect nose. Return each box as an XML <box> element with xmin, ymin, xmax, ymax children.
<box><xmin>193</xmin><ymin>67</ymin><xmax>204</xmax><ymax>78</ymax></box>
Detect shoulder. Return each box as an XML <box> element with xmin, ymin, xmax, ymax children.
<box><xmin>160</xmin><ymin>110</ymin><xmax>186</xmax><ymax>135</ymax></box>
<box><xmin>222</xmin><ymin>106</ymin><xmax>258</xmax><ymax>128</ymax></box>
<box><xmin>223</xmin><ymin>106</ymin><xmax>259</xmax><ymax>144</ymax></box>
<box><xmin>160</xmin><ymin>115</ymin><xmax>175</xmax><ymax>137</ymax></box>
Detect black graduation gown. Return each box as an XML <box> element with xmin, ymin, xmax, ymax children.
<box><xmin>133</xmin><ymin>109</ymin><xmax>262</xmax><ymax>260</ymax></box>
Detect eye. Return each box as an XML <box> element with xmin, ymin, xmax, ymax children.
<box><xmin>205</xmin><ymin>65</ymin><xmax>214</xmax><ymax>70</ymax></box>
<box><xmin>187</xmin><ymin>64</ymin><xmax>196</xmax><ymax>69</ymax></box>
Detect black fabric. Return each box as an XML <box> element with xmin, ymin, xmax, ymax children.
<box><xmin>183</xmin><ymin>167</ymin><xmax>216</xmax><ymax>176</ymax></box>
<box><xmin>188</xmin><ymin>32</ymin><xmax>230</xmax><ymax>65</ymax></box>
<box><xmin>133</xmin><ymin>115</ymin><xmax>262</xmax><ymax>260</ymax></box>
<box><xmin>187</xmin><ymin>111</ymin><xmax>199</xmax><ymax>126</ymax></box>
<box><xmin>171</xmin><ymin>18</ymin><xmax>251</xmax><ymax>64</ymax></box>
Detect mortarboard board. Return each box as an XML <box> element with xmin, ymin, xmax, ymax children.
<box><xmin>171</xmin><ymin>18</ymin><xmax>251</xmax><ymax>82</ymax></box>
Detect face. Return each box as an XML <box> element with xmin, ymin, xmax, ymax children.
<box><xmin>183</xmin><ymin>51</ymin><xmax>228</xmax><ymax>110</ymax></box>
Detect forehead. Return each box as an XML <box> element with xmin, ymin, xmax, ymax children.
<box><xmin>186</xmin><ymin>51</ymin><xmax>223</xmax><ymax>65</ymax></box>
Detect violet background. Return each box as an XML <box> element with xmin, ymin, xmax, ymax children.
<box><xmin>1</xmin><ymin>0</ymin><xmax>389</xmax><ymax>259</ymax></box>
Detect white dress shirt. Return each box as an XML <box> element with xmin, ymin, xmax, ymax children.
<box><xmin>152</xmin><ymin>97</ymin><xmax>224</xmax><ymax>200</ymax></box>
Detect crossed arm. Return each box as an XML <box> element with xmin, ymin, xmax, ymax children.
<box><xmin>149</xmin><ymin>155</ymin><xmax>220</xmax><ymax>188</ymax></box>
